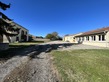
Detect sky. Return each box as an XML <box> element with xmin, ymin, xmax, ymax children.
<box><xmin>1</xmin><ymin>0</ymin><xmax>109</xmax><ymax>37</ymax></box>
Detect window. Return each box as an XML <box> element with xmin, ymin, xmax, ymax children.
<box><xmin>94</xmin><ymin>35</ymin><xmax>96</xmax><ymax>41</ymax></box>
<box><xmin>79</xmin><ymin>37</ymin><xmax>81</xmax><ymax>41</ymax></box>
<box><xmin>88</xmin><ymin>36</ymin><xmax>89</xmax><ymax>41</ymax></box>
<box><xmin>16</xmin><ymin>37</ymin><xmax>19</xmax><ymax>41</ymax></box>
<box><xmin>86</xmin><ymin>36</ymin><xmax>89</xmax><ymax>41</ymax></box>
<box><xmin>102</xmin><ymin>35</ymin><xmax>105</xmax><ymax>41</ymax></box>
<box><xmin>98</xmin><ymin>34</ymin><xmax>105</xmax><ymax>41</ymax></box>
<box><xmin>99</xmin><ymin>35</ymin><xmax>101</xmax><ymax>41</ymax></box>
<box><xmin>25</xmin><ymin>31</ymin><xmax>27</xmax><ymax>34</ymax></box>
<box><xmin>91</xmin><ymin>35</ymin><xmax>96</xmax><ymax>41</ymax></box>
<box><xmin>82</xmin><ymin>37</ymin><xmax>84</xmax><ymax>41</ymax></box>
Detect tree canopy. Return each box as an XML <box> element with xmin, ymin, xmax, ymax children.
<box><xmin>0</xmin><ymin>1</ymin><xmax>20</xmax><ymax>36</ymax></box>
<box><xmin>0</xmin><ymin>1</ymin><xmax>10</xmax><ymax>10</ymax></box>
<box><xmin>45</xmin><ymin>32</ymin><xmax>62</xmax><ymax>40</ymax></box>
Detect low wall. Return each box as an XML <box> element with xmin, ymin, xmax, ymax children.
<box><xmin>33</xmin><ymin>39</ymin><xmax>50</xmax><ymax>42</ymax></box>
<box><xmin>0</xmin><ymin>43</ymin><xmax>9</xmax><ymax>50</ymax></box>
<box><xmin>82</xmin><ymin>41</ymin><xmax>109</xmax><ymax>47</ymax></box>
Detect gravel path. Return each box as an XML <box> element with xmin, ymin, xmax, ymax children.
<box><xmin>60</xmin><ymin>44</ymin><xmax>108</xmax><ymax>50</ymax></box>
<box><xmin>0</xmin><ymin>43</ymin><xmax>61</xmax><ymax>82</ymax></box>
<box><xmin>0</xmin><ymin>45</ymin><xmax>37</xmax><ymax>82</ymax></box>
<box><xmin>0</xmin><ymin>56</ymin><xmax>29</xmax><ymax>82</ymax></box>
<box><xmin>0</xmin><ymin>41</ymin><xmax>108</xmax><ymax>82</ymax></box>
<box><xmin>3</xmin><ymin>52</ymin><xmax>58</xmax><ymax>82</ymax></box>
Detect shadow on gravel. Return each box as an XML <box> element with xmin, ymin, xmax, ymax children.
<box><xmin>0</xmin><ymin>45</ymin><xmax>36</xmax><ymax>61</ymax></box>
<box><xmin>29</xmin><ymin>43</ymin><xmax>74</xmax><ymax>59</ymax></box>
<box><xmin>0</xmin><ymin>43</ymin><xmax>74</xmax><ymax>61</ymax></box>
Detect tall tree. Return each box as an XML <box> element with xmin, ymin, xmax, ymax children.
<box><xmin>0</xmin><ymin>1</ymin><xmax>10</xmax><ymax>10</ymax></box>
<box><xmin>0</xmin><ymin>1</ymin><xmax>20</xmax><ymax>37</ymax></box>
<box><xmin>45</xmin><ymin>34</ymin><xmax>54</xmax><ymax>40</ymax></box>
<box><xmin>45</xmin><ymin>32</ymin><xmax>62</xmax><ymax>40</ymax></box>
<box><xmin>52</xmin><ymin>32</ymin><xmax>58</xmax><ymax>37</ymax></box>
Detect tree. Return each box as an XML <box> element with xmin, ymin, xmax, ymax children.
<box><xmin>0</xmin><ymin>1</ymin><xmax>20</xmax><ymax>37</ymax></box>
<box><xmin>0</xmin><ymin>1</ymin><xmax>10</xmax><ymax>10</ymax></box>
<box><xmin>52</xmin><ymin>32</ymin><xmax>58</xmax><ymax>37</ymax></box>
<box><xmin>45</xmin><ymin>32</ymin><xmax>62</xmax><ymax>40</ymax></box>
<box><xmin>45</xmin><ymin>34</ymin><xmax>54</xmax><ymax>40</ymax></box>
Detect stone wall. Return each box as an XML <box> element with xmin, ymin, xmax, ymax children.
<box><xmin>82</xmin><ymin>41</ymin><xmax>108</xmax><ymax>47</ymax></box>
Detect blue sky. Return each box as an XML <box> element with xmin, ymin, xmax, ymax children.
<box><xmin>1</xmin><ymin>0</ymin><xmax>109</xmax><ymax>37</ymax></box>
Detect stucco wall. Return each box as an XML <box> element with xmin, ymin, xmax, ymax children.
<box><xmin>106</xmin><ymin>31</ymin><xmax>109</xmax><ymax>42</ymax></box>
<box><xmin>75</xmin><ymin>32</ymin><xmax>109</xmax><ymax>47</ymax></box>
<box><xmin>19</xmin><ymin>29</ymin><xmax>29</xmax><ymax>42</ymax></box>
<box><xmin>63</xmin><ymin>36</ymin><xmax>75</xmax><ymax>43</ymax></box>
<box><xmin>10</xmin><ymin>36</ymin><xmax>17</xmax><ymax>43</ymax></box>
<box><xmin>82</xmin><ymin>41</ymin><xmax>109</xmax><ymax>47</ymax></box>
<box><xmin>10</xmin><ymin>24</ymin><xmax>29</xmax><ymax>43</ymax></box>
<box><xmin>3</xmin><ymin>35</ymin><xmax>10</xmax><ymax>43</ymax></box>
<box><xmin>63</xmin><ymin>33</ymin><xmax>83</xmax><ymax>43</ymax></box>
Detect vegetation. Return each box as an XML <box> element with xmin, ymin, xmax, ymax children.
<box><xmin>45</xmin><ymin>32</ymin><xmax>62</xmax><ymax>40</ymax></box>
<box><xmin>0</xmin><ymin>1</ymin><xmax>20</xmax><ymax>37</ymax></box>
<box><xmin>51</xmin><ymin>49</ymin><xmax>109</xmax><ymax>82</ymax></box>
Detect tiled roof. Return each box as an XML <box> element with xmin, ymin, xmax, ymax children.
<box><xmin>77</xmin><ymin>27</ymin><xmax>109</xmax><ymax>36</ymax></box>
<box><xmin>64</xmin><ymin>33</ymin><xmax>83</xmax><ymax>37</ymax></box>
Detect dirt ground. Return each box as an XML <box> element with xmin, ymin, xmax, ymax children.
<box><xmin>0</xmin><ymin>41</ymin><xmax>108</xmax><ymax>82</ymax></box>
<box><xmin>3</xmin><ymin>52</ymin><xmax>58</xmax><ymax>82</ymax></box>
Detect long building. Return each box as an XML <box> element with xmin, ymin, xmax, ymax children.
<box><xmin>63</xmin><ymin>27</ymin><xmax>109</xmax><ymax>47</ymax></box>
<box><xmin>63</xmin><ymin>33</ymin><xmax>82</xmax><ymax>43</ymax></box>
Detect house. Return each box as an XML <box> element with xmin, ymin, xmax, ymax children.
<box><xmin>0</xmin><ymin>12</ymin><xmax>20</xmax><ymax>50</ymax></box>
<box><xmin>63</xmin><ymin>33</ymin><xmax>82</xmax><ymax>43</ymax></box>
<box><xmin>0</xmin><ymin>21</ymin><xmax>29</xmax><ymax>43</ymax></box>
<box><xmin>64</xmin><ymin>27</ymin><xmax>109</xmax><ymax>47</ymax></box>
<box><xmin>10</xmin><ymin>22</ymin><xmax>29</xmax><ymax>43</ymax></box>
<box><xmin>0</xmin><ymin>3</ymin><xmax>28</xmax><ymax>50</ymax></box>
<box><xmin>75</xmin><ymin>27</ymin><xmax>109</xmax><ymax>47</ymax></box>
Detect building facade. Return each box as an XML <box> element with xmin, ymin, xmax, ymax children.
<box><xmin>10</xmin><ymin>22</ymin><xmax>29</xmax><ymax>42</ymax></box>
<box><xmin>2</xmin><ymin>22</ymin><xmax>29</xmax><ymax>43</ymax></box>
<box><xmin>63</xmin><ymin>33</ymin><xmax>82</xmax><ymax>43</ymax></box>
<box><xmin>64</xmin><ymin>27</ymin><xmax>109</xmax><ymax>47</ymax></box>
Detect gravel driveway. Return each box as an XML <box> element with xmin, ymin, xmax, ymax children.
<box><xmin>0</xmin><ymin>41</ymin><xmax>108</xmax><ymax>82</ymax></box>
<box><xmin>3</xmin><ymin>52</ymin><xmax>58</xmax><ymax>82</ymax></box>
<box><xmin>60</xmin><ymin>44</ymin><xmax>108</xmax><ymax>50</ymax></box>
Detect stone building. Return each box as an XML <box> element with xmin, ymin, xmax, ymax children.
<box><xmin>10</xmin><ymin>22</ymin><xmax>29</xmax><ymax>43</ymax></box>
<box><xmin>0</xmin><ymin>23</ymin><xmax>29</xmax><ymax>44</ymax></box>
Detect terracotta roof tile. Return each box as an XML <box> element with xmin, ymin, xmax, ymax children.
<box><xmin>78</xmin><ymin>27</ymin><xmax>109</xmax><ymax>36</ymax></box>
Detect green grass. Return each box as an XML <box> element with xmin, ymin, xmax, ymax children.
<box><xmin>51</xmin><ymin>49</ymin><xmax>109</xmax><ymax>82</ymax></box>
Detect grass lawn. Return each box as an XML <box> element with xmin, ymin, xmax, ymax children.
<box><xmin>51</xmin><ymin>49</ymin><xmax>109</xmax><ymax>82</ymax></box>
